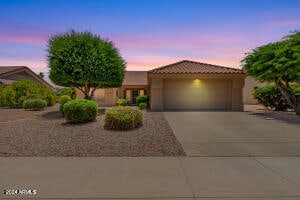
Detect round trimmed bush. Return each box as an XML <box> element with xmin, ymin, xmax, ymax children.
<box><xmin>23</xmin><ymin>99</ymin><xmax>47</xmax><ymax>110</ymax></box>
<box><xmin>136</xmin><ymin>95</ymin><xmax>147</xmax><ymax>105</ymax></box>
<box><xmin>116</xmin><ymin>98</ymin><xmax>127</xmax><ymax>106</ymax></box>
<box><xmin>138</xmin><ymin>102</ymin><xmax>147</xmax><ymax>110</ymax></box>
<box><xmin>59</xmin><ymin>95</ymin><xmax>72</xmax><ymax>115</ymax></box>
<box><xmin>57</xmin><ymin>87</ymin><xmax>76</xmax><ymax>99</ymax></box>
<box><xmin>104</xmin><ymin>107</ymin><xmax>142</xmax><ymax>130</ymax></box>
<box><xmin>63</xmin><ymin>99</ymin><xmax>98</xmax><ymax>123</ymax></box>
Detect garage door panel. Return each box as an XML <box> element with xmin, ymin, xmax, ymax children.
<box><xmin>163</xmin><ymin>79</ymin><xmax>228</xmax><ymax>110</ymax></box>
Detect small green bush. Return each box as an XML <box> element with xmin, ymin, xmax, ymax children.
<box><xmin>116</xmin><ymin>98</ymin><xmax>127</xmax><ymax>106</ymax></box>
<box><xmin>104</xmin><ymin>107</ymin><xmax>142</xmax><ymax>130</ymax></box>
<box><xmin>0</xmin><ymin>80</ymin><xmax>56</xmax><ymax>108</ymax></box>
<box><xmin>23</xmin><ymin>99</ymin><xmax>47</xmax><ymax>110</ymax></box>
<box><xmin>292</xmin><ymin>85</ymin><xmax>300</xmax><ymax>95</ymax></box>
<box><xmin>0</xmin><ymin>86</ymin><xmax>6</xmax><ymax>106</ymax></box>
<box><xmin>59</xmin><ymin>95</ymin><xmax>72</xmax><ymax>115</ymax></box>
<box><xmin>136</xmin><ymin>95</ymin><xmax>147</xmax><ymax>105</ymax></box>
<box><xmin>63</xmin><ymin>99</ymin><xmax>98</xmax><ymax>123</ymax></box>
<box><xmin>253</xmin><ymin>85</ymin><xmax>300</xmax><ymax>111</ymax></box>
<box><xmin>138</xmin><ymin>102</ymin><xmax>147</xmax><ymax>110</ymax></box>
<box><xmin>57</xmin><ymin>87</ymin><xmax>76</xmax><ymax>99</ymax></box>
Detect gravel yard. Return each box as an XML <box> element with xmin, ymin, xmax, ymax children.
<box><xmin>245</xmin><ymin>104</ymin><xmax>300</xmax><ymax>124</ymax></box>
<box><xmin>0</xmin><ymin>105</ymin><xmax>186</xmax><ymax>156</ymax></box>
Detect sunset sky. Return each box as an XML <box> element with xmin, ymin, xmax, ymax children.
<box><xmin>0</xmin><ymin>0</ymin><xmax>300</xmax><ymax>75</ymax></box>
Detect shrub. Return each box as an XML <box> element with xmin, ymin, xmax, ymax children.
<box><xmin>116</xmin><ymin>98</ymin><xmax>127</xmax><ymax>106</ymax></box>
<box><xmin>0</xmin><ymin>86</ymin><xmax>6</xmax><ymax>106</ymax></box>
<box><xmin>0</xmin><ymin>80</ymin><xmax>56</xmax><ymax>108</ymax></box>
<box><xmin>57</xmin><ymin>87</ymin><xmax>76</xmax><ymax>99</ymax></box>
<box><xmin>59</xmin><ymin>95</ymin><xmax>72</xmax><ymax>115</ymax></box>
<box><xmin>292</xmin><ymin>85</ymin><xmax>300</xmax><ymax>95</ymax></box>
<box><xmin>136</xmin><ymin>95</ymin><xmax>147</xmax><ymax>105</ymax></box>
<box><xmin>63</xmin><ymin>99</ymin><xmax>98</xmax><ymax>123</ymax></box>
<box><xmin>104</xmin><ymin>107</ymin><xmax>142</xmax><ymax>130</ymax></box>
<box><xmin>253</xmin><ymin>84</ymin><xmax>300</xmax><ymax>111</ymax></box>
<box><xmin>23</xmin><ymin>99</ymin><xmax>47</xmax><ymax>110</ymax></box>
<box><xmin>138</xmin><ymin>102</ymin><xmax>147</xmax><ymax>110</ymax></box>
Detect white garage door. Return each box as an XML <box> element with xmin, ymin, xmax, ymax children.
<box><xmin>163</xmin><ymin>79</ymin><xmax>228</xmax><ymax>110</ymax></box>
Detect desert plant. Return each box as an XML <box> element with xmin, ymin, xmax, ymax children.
<box><xmin>0</xmin><ymin>85</ymin><xmax>6</xmax><ymax>106</ymax></box>
<box><xmin>243</xmin><ymin>31</ymin><xmax>300</xmax><ymax>111</ymax></box>
<box><xmin>23</xmin><ymin>99</ymin><xmax>47</xmax><ymax>110</ymax></box>
<box><xmin>116</xmin><ymin>98</ymin><xmax>127</xmax><ymax>106</ymax></box>
<box><xmin>253</xmin><ymin>85</ymin><xmax>300</xmax><ymax>111</ymax></box>
<box><xmin>136</xmin><ymin>95</ymin><xmax>147</xmax><ymax>105</ymax></box>
<box><xmin>59</xmin><ymin>95</ymin><xmax>72</xmax><ymax>115</ymax></box>
<box><xmin>63</xmin><ymin>99</ymin><xmax>98</xmax><ymax>123</ymax></box>
<box><xmin>104</xmin><ymin>107</ymin><xmax>142</xmax><ymax>130</ymax></box>
<box><xmin>138</xmin><ymin>102</ymin><xmax>147</xmax><ymax>110</ymax></box>
<box><xmin>0</xmin><ymin>80</ymin><xmax>56</xmax><ymax>108</ymax></box>
<box><xmin>57</xmin><ymin>87</ymin><xmax>76</xmax><ymax>99</ymax></box>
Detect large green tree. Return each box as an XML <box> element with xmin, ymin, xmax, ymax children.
<box><xmin>242</xmin><ymin>31</ymin><xmax>300</xmax><ymax>110</ymax></box>
<box><xmin>47</xmin><ymin>30</ymin><xmax>126</xmax><ymax>99</ymax></box>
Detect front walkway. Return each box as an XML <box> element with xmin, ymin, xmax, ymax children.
<box><xmin>164</xmin><ymin>112</ymin><xmax>300</xmax><ymax>156</ymax></box>
<box><xmin>1</xmin><ymin>157</ymin><xmax>300</xmax><ymax>199</ymax></box>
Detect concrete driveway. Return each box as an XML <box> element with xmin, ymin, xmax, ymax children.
<box><xmin>164</xmin><ymin>112</ymin><xmax>300</xmax><ymax>156</ymax></box>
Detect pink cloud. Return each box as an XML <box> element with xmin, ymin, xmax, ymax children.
<box><xmin>0</xmin><ymin>34</ymin><xmax>46</xmax><ymax>45</ymax></box>
<box><xmin>270</xmin><ymin>19</ymin><xmax>300</xmax><ymax>27</ymax></box>
<box><xmin>112</xmin><ymin>33</ymin><xmax>245</xmax><ymax>51</ymax></box>
<box><xmin>125</xmin><ymin>55</ymin><xmax>242</xmax><ymax>71</ymax></box>
<box><xmin>0</xmin><ymin>59</ymin><xmax>47</xmax><ymax>72</ymax></box>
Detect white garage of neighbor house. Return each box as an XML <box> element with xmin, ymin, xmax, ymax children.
<box><xmin>77</xmin><ymin>60</ymin><xmax>245</xmax><ymax>111</ymax></box>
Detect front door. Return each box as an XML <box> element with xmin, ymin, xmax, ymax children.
<box><xmin>131</xmin><ymin>90</ymin><xmax>139</xmax><ymax>105</ymax></box>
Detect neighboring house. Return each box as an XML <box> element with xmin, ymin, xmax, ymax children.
<box><xmin>0</xmin><ymin>66</ymin><xmax>53</xmax><ymax>89</ymax></box>
<box><xmin>77</xmin><ymin>60</ymin><xmax>245</xmax><ymax>111</ymax></box>
<box><xmin>243</xmin><ymin>76</ymin><xmax>268</xmax><ymax>105</ymax></box>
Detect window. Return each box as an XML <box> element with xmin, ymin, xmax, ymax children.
<box><xmin>139</xmin><ymin>89</ymin><xmax>145</xmax><ymax>95</ymax></box>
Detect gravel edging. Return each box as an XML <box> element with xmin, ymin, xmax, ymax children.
<box><xmin>0</xmin><ymin>108</ymin><xmax>186</xmax><ymax>157</ymax></box>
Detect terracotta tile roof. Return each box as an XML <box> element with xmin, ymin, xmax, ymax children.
<box><xmin>0</xmin><ymin>66</ymin><xmax>54</xmax><ymax>89</ymax></box>
<box><xmin>0</xmin><ymin>66</ymin><xmax>27</xmax><ymax>75</ymax></box>
<box><xmin>123</xmin><ymin>71</ymin><xmax>148</xmax><ymax>85</ymax></box>
<box><xmin>149</xmin><ymin>60</ymin><xmax>244</xmax><ymax>74</ymax></box>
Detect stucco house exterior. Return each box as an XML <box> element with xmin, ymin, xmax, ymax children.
<box><xmin>77</xmin><ymin>60</ymin><xmax>246</xmax><ymax>111</ymax></box>
<box><xmin>0</xmin><ymin>66</ymin><xmax>53</xmax><ymax>89</ymax></box>
<box><xmin>243</xmin><ymin>76</ymin><xmax>268</xmax><ymax>105</ymax></box>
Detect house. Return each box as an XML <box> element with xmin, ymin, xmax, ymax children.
<box><xmin>77</xmin><ymin>60</ymin><xmax>245</xmax><ymax>111</ymax></box>
<box><xmin>0</xmin><ymin>66</ymin><xmax>53</xmax><ymax>89</ymax></box>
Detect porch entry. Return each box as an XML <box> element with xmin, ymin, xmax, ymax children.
<box><xmin>125</xmin><ymin>89</ymin><xmax>145</xmax><ymax>105</ymax></box>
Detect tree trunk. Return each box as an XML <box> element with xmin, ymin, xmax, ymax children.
<box><xmin>76</xmin><ymin>85</ymin><xmax>99</xmax><ymax>100</ymax></box>
<box><xmin>275</xmin><ymin>78</ymin><xmax>296</xmax><ymax>110</ymax></box>
<box><xmin>89</xmin><ymin>87</ymin><xmax>98</xmax><ymax>100</ymax></box>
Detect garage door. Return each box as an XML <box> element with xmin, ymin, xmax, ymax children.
<box><xmin>163</xmin><ymin>79</ymin><xmax>228</xmax><ymax>110</ymax></box>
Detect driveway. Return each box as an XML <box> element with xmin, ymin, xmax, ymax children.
<box><xmin>164</xmin><ymin>112</ymin><xmax>300</xmax><ymax>156</ymax></box>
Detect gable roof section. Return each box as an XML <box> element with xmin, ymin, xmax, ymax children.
<box><xmin>149</xmin><ymin>60</ymin><xmax>244</xmax><ymax>74</ymax></box>
<box><xmin>0</xmin><ymin>66</ymin><xmax>27</xmax><ymax>75</ymax></box>
<box><xmin>0</xmin><ymin>66</ymin><xmax>54</xmax><ymax>89</ymax></box>
<box><xmin>123</xmin><ymin>71</ymin><xmax>148</xmax><ymax>85</ymax></box>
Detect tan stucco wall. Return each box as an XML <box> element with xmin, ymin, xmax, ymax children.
<box><xmin>76</xmin><ymin>88</ymin><xmax>118</xmax><ymax>106</ymax></box>
<box><xmin>243</xmin><ymin>76</ymin><xmax>267</xmax><ymax>105</ymax></box>
<box><xmin>150</xmin><ymin>78</ymin><xmax>163</xmax><ymax>110</ymax></box>
<box><xmin>231</xmin><ymin>78</ymin><xmax>244</xmax><ymax>111</ymax></box>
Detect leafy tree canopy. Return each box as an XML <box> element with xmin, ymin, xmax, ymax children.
<box><xmin>47</xmin><ymin>30</ymin><xmax>126</xmax><ymax>99</ymax></box>
<box><xmin>242</xmin><ymin>30</ymin><xmax>300</xmax><ymax>110</ymax></box>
